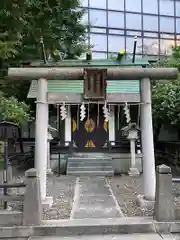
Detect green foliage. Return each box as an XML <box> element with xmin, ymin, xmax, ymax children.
<box><xmin>0</xmin><ymin>0</ymin><xmax>88</xmax><ymax>103</ymax></box>
<box><xmin>168</xmin><ymin>46</ymin><xmax>180</xmax><ymax>71</ymax></box>
<box><xmin>152</xmin><ymin>76</ymin><xmax>180</xmax><ymax>126</ymax></box>
<box><xmin>0</xmin><ymin>92</ymin><xmax>33</xmax><ymax>125</ymax></box>
<box><xmin>18</xmin><ymin>0</ymin><xmax>88</xmax><ymax>61</ymax></box>
<box><xmin>152</xmin><ymin>46</ymin><xmax>180</xmax><ymax>131</ymax></box>
<box><xmin>0</xmin><ymin>0</ymin><xmax>28</xmax><ymax>60</ymax></box>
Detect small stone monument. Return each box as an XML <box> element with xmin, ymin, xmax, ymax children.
<box><xmin>154</xmin><ymin>164</ymin><xmax>175</xmax><ymax>221</ymax></box>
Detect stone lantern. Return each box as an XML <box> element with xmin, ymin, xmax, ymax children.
<box><xmin>121</xmin><ymin>123</ymin><xmax>140</xmax><ymax>176</ymax></box>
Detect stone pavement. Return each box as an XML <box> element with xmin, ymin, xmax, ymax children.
<box><xmin>29</xmin><ymin>233</ymin><xmax>171</xmax><ymax>240</ymax></box>
<box><xmin>70</xmin><ymin>176</ymin><xmax>124</xmax><ymax>219</ymax></box>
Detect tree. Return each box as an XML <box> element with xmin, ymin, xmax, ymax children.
<box><xmin>0</xmin><ymin>92</ymin><xmax>33</xmax><ymax>125</ymax></box>
<box><xmin>152</xmin><ymin>46</ymin><xmax>180</xmax><ymax>143</ymax></box>
<box><xmin>0</xmin><ymin>0</ymin><xmax>28</xmax><ymax>60</ymax></box>
<box><xmin>0</xmin><ymin>0</ymin><xmax>88</xmax><ymax>103</ymax></box>
<box><xmin>18</xmin><ymin>0</ymin><xmax>88</xmax><ymax>61</ymax></box>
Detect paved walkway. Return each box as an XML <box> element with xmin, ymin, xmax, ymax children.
<box><xmin>30</xmin><ymin>233</ymin><xmax>167</xmax><ymax>240</ymax></box>
<box><xmin>70</xmin><ymin>176</ymin><xmax>124</xmax><ymax>219</ymax></box>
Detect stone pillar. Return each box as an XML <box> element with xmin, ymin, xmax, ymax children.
<box><xmin>128</xmin><ymin>139</ymin><xmax>139</xmax><ymax>176</ymax></box>
<box><xmin>35</xmin><ymin>78</ymin><xmax>48</xmax><ymax>201</ymax></box>
<box><xmin>65</xmin><ymin>105</ymin><xmax>71</xmax><ymax>146</ymax></box>
<box><xmin>23</xmin><ymin>168</ymin><xmax>42</xmax><ymax>225</ymax></box>
<box><xmin>47</xmin><ymin>132</ymin><xmax>53</xmax><ymax>175</ymax></box>
<box><xmin>154</xmin><ymin>164</ymin><xmax>174</xmax><ymax>221</ymax></box>
<box><xmin>109</xmin><ymin>106</ymin><xmax>115</xmax><ymax>146</ymax></box>
<box><xmin>130</xmin><ymin>139</ymin><xmax>136</xmax><ymax>168</ymax></box>
<box><xmin>140</xmin><ymin>77</ymin><xmax>156</xmax><ymax>200</ymax></box>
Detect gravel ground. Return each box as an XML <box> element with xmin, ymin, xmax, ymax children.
<box><xmin>2</xmin><ymin>170</ymin><xmax>180</xmax><ymax>219</ymax></box>
<box><xmin>0</xmin><ymin>171</ymin><xmax>76</xmax><ymax>220</ymax></box>
<box><xmin>44</xmin><ymin>175</ymin><xmax>76</xmax><ymax>220</ymax></box>
<box><xmin>108</xmin><ymin>175</ymin><xmax>146</xmax><ymax>217</ymax></box>
<box><xmin>108</xmin><ymin>174</ymin><xmax>180</xmax><ymax>217</ymax></box>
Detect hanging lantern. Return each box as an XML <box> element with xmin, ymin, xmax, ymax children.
<box><xmin>80</xmin><ymin>102</ymin><xmax>86</xmax><ymax>121</ymax></box>
<box><xmin>60</xmin><ymin>102</ymin><xmax>67</xmax><ymax>120</ymax></box>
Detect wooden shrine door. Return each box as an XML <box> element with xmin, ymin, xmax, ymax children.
<box><xmin>71</xmin><ymin>104</ymin><xmax>108</xmax><ymax>152</ymax></box>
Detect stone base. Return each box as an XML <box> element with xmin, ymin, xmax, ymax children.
<box><xmin>42</xmin><ymin>196</ymin><xmax>53</xmax><ymax>209</ymax></box>
<box><xmin>47</xmin><ymin>169</ymin><xmax>53</xmax><ymax>175</ymax></box>
<box><xmin>137</xmin><ymin>194</ymin><xmax>155</xmax><ymax>212</ymax></box>
<box><xmin>128</xmin><ymin>167</ymin><xmax>140</xmax><ymax>177</ymax></box>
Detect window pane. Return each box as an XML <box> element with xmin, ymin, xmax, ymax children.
<box><xmin>144</xmin><ymin>32</ymin><xmax>158</xmax><ymax>37</ymax></box>
<box><xmin>108</xmin><ymin>35</ymin><xmax>125</xmax><ymax>52</ymax></box>
<box><xmin>90</xmin><ymin>34</ymin><xmax>107</xmax><ymax>51</ymax></box>
<box><xmin>176</xmin><ymin>35</ymin><xmax>180</xmax><ymax>46</ymax></box>
<box><xmin>109</xmin><ymin>29</ymin><xmax>124</xmax><ymax>35</ymax></box>
<box><xmin>159</xmin><ymin>0</ymin><xmax>174</xmax><ymax>16</ymax></box>
<box><xmin>176</xmin><ymin>40</ymin><xmax>180</xmax><ymax>46</ymax></box>
<box><xmin>143</xmin><ymin>15</ymin><xmax>158</xmax><ymax>31</ymax></box>
<box><xmin>126</xmin><ymin>0</ymin><xmax>141</xmax><ymax>12</ymax></box>
<box><xmin>126</xmin><ymin>13</ymin><xmax>142</xmax><ymax>30</ymax></box>
<box><xmin>126</xmin><ymin>37</ymin><xmax>142</xmax><ymax>54</ymax></box>
<box><xmin>92</xmin><ymin>52</ymin><xmax>107</xmax><ymax>59</ymax></box>
<box><xmin>160</xmin><ymin>17</ymin><xmax>175</xmax><ymax>33</ymax></box>
<box><xmin>160</xmin><ymin>34</ymin><xmax>174</xmax><ymax>39</ymax></box>
<box><xmin>176</xmin><ymin>1</ymin><xmax>180</xmax><ymax>17</ymax></box>
<box><xmin>90</xmin><ymin>27</ymin><xmax>106</xmax><ymax>33</ymax></box>
<box><xmin>126</xmin><ymin>31</ymin><xmax>142</xmax><ymax>36</ymax></box>
<box><xmin>108</xmin><ymin>11</ymin><xmax>124</xmax><ymax>28</ymax></box>
<box><xmin>143</xmin><ymin>38</ymin><xmax>159</xmax><ymax>55</ymax></box>
<box><xmin>80</xmin><ymin>0</ymin><xmax>88</xmax><ymax>7</ymax></box>
<box><xmin>89</xmin><ymin>9</ymin><xmax>107</xmax><ymax>27</ymax></box>
<box><xmin>89</xmin><ymin>0</ymin><xmax>106</xmax><ymax>9</ymax></box>
<box><xmin>176</xmin><ymin>19</ymin><xmax>180</xmax><ymax>33</ymax></box>
<box><xmin>160</xmin><ymin>39</ymin><xmax>175</xmax><ymax>55</ymax></box>
<box><xmin>142</xmin><ymin>0</ymin><xmax>158</xmax><ymax>14</ymax></box>
<box><xmin>107</xmin><ymin>0</ymin><xmax>124</xmax><ymax>11</ymax></box>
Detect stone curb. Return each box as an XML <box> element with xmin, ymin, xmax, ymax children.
<box><xmin>0</xmin><ymin>211</ymin><xmax>22</xmax><ymax>226</ymax></box>
<box><xmin>1</xmin><ymin>217</ymin><xmax>180</xmax><ymax>238</ymax></box>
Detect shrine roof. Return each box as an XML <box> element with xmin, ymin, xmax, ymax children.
<box><xmin>30</xmin><ymin>58</ymin><xmax>152</xmax><ymax>68</ymax></box>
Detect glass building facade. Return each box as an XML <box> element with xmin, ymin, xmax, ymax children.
<box><xmin>80</xmin><ymin>0</ymin><xmax>180</xmax><ymax>58</ymax></box>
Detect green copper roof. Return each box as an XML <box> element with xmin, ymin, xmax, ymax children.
<box><xmin>27</xmin><ymin>80</ymin><xmax>140</xmax><ymax>98</ymax></box>
<box><xmin>30</xmin><ymin>59</ymin><xmax>150</xmax><ymax>68</ymax></box>
<box><xmin>28</xmin><ymin>57</ymin><xmax>147</xmax><ymax>98</ymax></box>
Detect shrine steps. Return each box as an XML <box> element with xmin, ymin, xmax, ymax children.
<box><xmin>66</xmin><ymin>156</ymin><xmax>114</xmax><ymax>176</ymax></box>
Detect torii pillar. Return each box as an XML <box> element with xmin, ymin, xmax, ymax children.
<box><xmin>7</xmin><ymin>67</ymin><xmax>178</xmax><ymax>205</ymax></box>
<box><xmin>140</xmin><ymin>77</ymin><xmax>155</xmax><ymax>200</ymax></box>
<box><xmin>35</xmin><ymin>78</ymin><xmax>53</xmax><ymax>207</ymax></box>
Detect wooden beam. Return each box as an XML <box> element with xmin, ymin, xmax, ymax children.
<box><xmin>47</xmin><ymin>92</ymin><xmax>140</xmax><ymax>103</ymax></box>
<box><xmin>8</xmin><ymin>67</ymin><xmax>178</xmax><ymax>81</ymax></box>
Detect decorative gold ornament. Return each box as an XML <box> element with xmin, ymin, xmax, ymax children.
<box><xmin>72</xmin><ymin>119</ymin><xmax>77</xmax><ymax>132</ymax></box>
<box><xmin>84</xmin><ymin>119</ymin><xmax>95</xmax><ymax>132</ymax></box>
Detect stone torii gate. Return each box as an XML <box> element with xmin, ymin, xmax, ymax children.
<box><xmin>8</xmin><ymin>67</ymin><xmax>178</xmax><ymax>206</ymax></box>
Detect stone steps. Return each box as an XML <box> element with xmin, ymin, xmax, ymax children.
<box><xmin>67</xmin><ymin>156</ymin><xmax>114</xmax><ymax>176</ymax></box>
<box><xmin>68</xmin><ymin>157</ymin><xmax>112</xmax><ymax>161</ymax></box>
<box><xmin>68</xmin><ymin>166</ymin><xmax>113</xmax><ymax>172</ymax></box>
<box><xmin>0</xmin><ymin>217</ymin><xmax>163</xmax><ymax>238</ymax></box>
<box><xmin>67</xmin><ymin>170</ymin><xmax>114</xmax><ymax>176</ymax></box>
<box><xmin>68</xmin><ymin>162</ymin><xmax>111</xmax><ymax>167</ymax></box>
